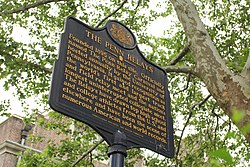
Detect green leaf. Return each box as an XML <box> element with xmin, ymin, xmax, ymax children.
<box><xmin>232</xmin><ymin>109</ymin><xmax>245</xmax><ymax>123</ymax></box>
<box><xmin>210</xmin><ymin>148</ymin><xmax>233</xmax><ymax>165</ymax></box>
<box><xmin>241</xmin><ymin>123</ymin><xmax>250</xmax><ymax>135</ymax></box>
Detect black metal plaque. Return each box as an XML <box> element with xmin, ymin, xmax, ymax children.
<box><xmin>49</xmin><ymin>16</ymin><xmax>174</xmax><ymax>157</ymax></box>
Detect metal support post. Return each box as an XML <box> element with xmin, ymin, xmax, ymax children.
<box><xmin>108</xmin><ymin>131</ymin><xmax>127</xmax><ymax>167</ymax></box>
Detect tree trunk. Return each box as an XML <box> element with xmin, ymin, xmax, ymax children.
<box><xmin>170</xmin><ymin>0</ymin><xmax>250</xmax><ymax>144</ymax></box>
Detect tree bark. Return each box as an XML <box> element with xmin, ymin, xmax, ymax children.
<box><xmin>241</xmin><ymin>51</ymin><xmax>250</xmax><ymax>81</ymax></box>
<box><xmin>170</xmin><ymin>0</ymin><xmax>250</xmax><ymax>143</ymax></box>
<box><xmin>0</xmin><ymin>0</ymin><xmax>66</xmax><ymax>15</ymax></box>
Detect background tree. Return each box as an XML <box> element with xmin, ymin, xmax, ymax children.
<box><xmin>0</xmin><ymin>0</ymin><xmax>249</xmax><ymax>166</ymax></box>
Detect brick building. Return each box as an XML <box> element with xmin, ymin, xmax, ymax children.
<box><xmin>0</xmin><ymin>115</ymin><xmax>68</xmax><ymax>167</ymax></box>
<box><xmin>0</xmin><ymin>115</ymin><xmax>143</xmax><ymax>167</ymax></box>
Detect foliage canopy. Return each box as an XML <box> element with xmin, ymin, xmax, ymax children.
<box><xmin>0</xmin><ymin>0</ymin><xmax>249</xmax><ymax>166</ymax></box>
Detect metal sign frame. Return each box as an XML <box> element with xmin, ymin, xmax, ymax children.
<box><xmin>49</xmin><ymin>16</ymin><xmax>174</xmax><ymax>157</ymax></box>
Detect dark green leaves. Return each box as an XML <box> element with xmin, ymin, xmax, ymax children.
<box><xmin>210</xmin><ymin>148</ymin><xmax>234</xmax><ymax>165</ymax></box>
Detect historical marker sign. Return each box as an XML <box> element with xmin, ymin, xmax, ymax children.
<box><xmin>49</xmin><ymin>16</ymin><xmax>174</xmax><ymax>157</ymax></box>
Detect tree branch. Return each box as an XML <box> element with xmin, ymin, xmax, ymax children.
<box><xmin>176</xmin><ymin>111</ymin><xmax>192</xmax><ymax>159</ymax></box>
<box><xmin>22</xmin><ymin>59</ymin><xmax>52</xmax><ymax>74</ymax></box>
<box><xmin>168</xmin><ymin>44</ymin><xmax>190</xmax><ymax>66</ymax></box>
<box><xmin>191</xmin><ymin>94</ymin><xmax>212</xmax><ymax>110</ymax></box>
<box><xmin>176</xmin><ymin>94</ymin><xmax>212</xmax><ymax>159</ymax></box>
<box><xmin>71</xmin><ymin>138</ymin><xmax>104</xmax><ymax>167</ymax></box>
<box><xmin>241</xmin><ymin>51</ymin><xmax>250</xmax><ymax>80</ymax></box>
<box><xmin>169</xmin><ymin>2</ymin><xmax>250</xmax><ymax>145</ymax></box>
<box><xmin>223</xmin><ymin>119</ymin><xmax>232</xmax><ymax>145</ymax></box>
<box><xmin>205</xmin><ymin>119</ymin><xmax>213</xmax><ymax>142</ymax></box>
<box><xmin>162</xmin><ymin>65</ymin><xmax>197</xmax><ymax>76</ymax></box>
<box><xmin>95</xmin><ymin>0</ymin><xmax>128</xmax><ymax>28</ymax></box>
<box><xmin>130</xmin><ymin>0</ymin><xmax>142</xmax><ymax>25</ymax></box>
<box><xmin>198</xmin><ymin>94</ymin><xmax>212</xmax><ymax>108</ymax></box>
<box><xmin>210</xmin><ymin>105</ymin><xmax>219</xmax><ymax>149</ymax></box>
<box><xmin>7</xmin><ymin>54</ymin><xmax>52</xmax><ymax>74</ymax></box>
<box><xmin>214</xmin><ymin>111</ymin><xmax>219</xmax><ymax>149</ymax></box>
<box><xmin>0</xmin><ymin>0</ymin><xmax>65</xmax><ymax>15</ymax></box>
<box><xmin>173</xmin><ymin>73</ymin><xmax>191</xmax><ymax>96</ymax></box>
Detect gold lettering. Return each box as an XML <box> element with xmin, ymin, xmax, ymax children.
<box><xmin>63</xmin><ymin>80</ymin><xmax>75</xmax><ymax>89</ymax></box>
<box><xmin>127</xmin><ymin>54</ymin><xmax>153</xmax><ymax>73</ymax></box>
<box><xmin>105</xmin><ymin>41</ymin><xmax>124</xmax><ymax>57</ymax></box>
<box><xmin>65</xmin><ymin>62</ymin><xmax>77</xmax><ymax>71</ymax></box>
<box><xmin>122</xmin><ymin>120</ymin><xmax>132</xmax><ymax>128</ymax></box>
<box><xmin>122</xmin><ymin>113</ymin><xmax>135</xmax><ymax>123</ymax></box>
<box><xmin>67</xmin><ymin>44</ymin><xmax>88</xmax><ymax>58</ymax></box>
<box><xmin>85</xmin><ymin>30</ymin><xmax>102</xmax><ymax>44</ymax></box>
<box><xmin>147</xmin><ymin>132</ymin><xmax>166</xmax><ymax>143</ymax></box>
<box><xmin>69</xmin><ymin>33</ymin><xmax>93</xmax><ymax>50</ymax></box>
<box><xmin>62</xmin><ymin>93</ymin><xmax>92</xmax><ymax>110</ymax></box>
<box><xmin>62</xmin><ymin>33</ymin><xmax>169</xmax><ymax>144</ymax></box>
<box><xmin>133</xmin><ymin>124</ymin><xmax>147</xmax><ymax>135</ymax></box>
<box><xmin>93</xmin><ymin>107</ymin><xmax>121</xmax><ymax>123</ymax></box>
